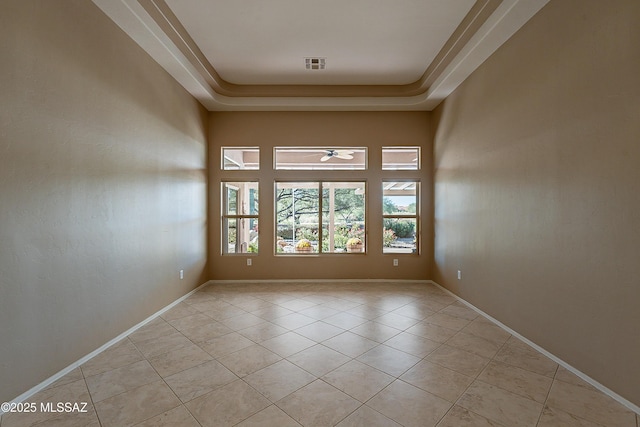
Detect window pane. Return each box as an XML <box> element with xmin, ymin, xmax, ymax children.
<box><xmin>383</xmin><ymin>180</ymin><xmax>418</xmax><ymax>254</ymax></box>
<box><xmin>222</xmin><ymin>181</ymin><xmax>258</xmax><ymax>255</ymax></box>
<box><xmin>382</xmin><ymin>147</ymin><xmax>420</xmax><ymax>170</ymax></box>
<box><xmin>226</xmin><ymin>186</ymin><xmax>238</xmax><ymax>215</ymax></box>
<box><xmin>321</xmin><ymin>182</ymin><xmax>365</xmax><ymax>253</ymax></box>
<box><xmin>222</xmin><ymin>147</ymin><xmax>259</xmax><ymax>170</ymax></box>
<box><xmin>223</xmin><ymin>217</ymin><xmax>258</xmax><ymax>254</ymax></box>
<box><xmin>275</xmin><ymin>182</ymin><xmax>320</xmax><ymax>253</ymax></box>
<box><xmin>382</xmin><ymin>181</ymin><xmax>417</xmax><ymax>215</ymax></box>
<box><xmin>383</xmin><ymin>218</ymin><xmax>417</xmax><ymax>254</ymax></box>
<box><xmin>223</xmin><ymin>182</ymin><xmax>259</xmax><ymax>215</ymax></box>
<box><xmin>275</xmin><ymin>147</ymin><xmax>366</xmax><ymax>170</ymax></box>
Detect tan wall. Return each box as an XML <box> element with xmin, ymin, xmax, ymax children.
<box><xmin>209</xmin><ymin>112</ymin><xmax>432</xmax><ymax>280</ymax></box>
<box><xmin>432</xmin><ymin>0</ymin><xmax>640</xmax><ymax>406</ymax></box>
<box><xmin>0</xmin><ymin>0</ymin><xmax>208</xmax><ymax>402</ymax></box>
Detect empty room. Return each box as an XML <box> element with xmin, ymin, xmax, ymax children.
<box><xmin>1</xmin><ymin>0</ymin><xmax>638</xmax><ymax>426</ymax></box>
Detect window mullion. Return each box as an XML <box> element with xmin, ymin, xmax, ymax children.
<box><xmin>318</xmin><ymin>182</ymin><xmax>323</xmax><ymax>253</ymax></box>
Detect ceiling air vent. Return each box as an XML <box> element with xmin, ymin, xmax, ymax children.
<box><xmin>305</xmin><ymin>57</ymin><xmax>326</xmax><ymax>70</ymax></box>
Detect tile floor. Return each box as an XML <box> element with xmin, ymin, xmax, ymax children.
<box><xmin>1</xmin><ymin>282</ymin><xmax>638</xmax><ymax>427</ymax></box>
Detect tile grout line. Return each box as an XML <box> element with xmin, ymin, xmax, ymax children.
<box><xmin>80</xmin><ymin>366</ymin><xmax>103</xmax><ymax>427</ymax></box>
<box><xmin>438</xmin><ymin>332</ymin><xmax>513</xmax><ymax>427</ymax></box>
<box><xmin>534</xmin><ymin>365</ymin><xmax>609</xmax><ymax>427</ymax></box>
<box><xmin>0</xmin><ymin>280</ymin><xmax>214</xmax><ymax>418</ymax></box>
<box><xmin>87</xmin><ymin>314</ymin><xmax>224</xmax><ymax>426</ymax></box>
<box><xmin>135</xmin><ymin>341</ymin><xmax>192</xmax><ymax>427</ymax></box>
<box><xmin>430</xmin><ymin>280</ymin><xmax>640</xmax><ymax>417</ymax></box>
<box><xmin>232</xmin><ymin>284</ymin><xmax>533</xmax><ymax>425</ymax></box>
<box><xmin>534</xmin><ymin>353</ymin><xmax>559</xmax><ymax>427</ymax></box>
<box><xmin>247</xmin><ymin>290</ymin><xmax>431</xmax><ymax>425</ymax></box>
<box><xmin>85</xmin><ymin>353</ymin><xmax>185</xmax><ymax>426</ymax></box>
<box><xmin>348</xmin><ymin>303</ymin><xmax>462</xmax><ymax>426</ymax></box>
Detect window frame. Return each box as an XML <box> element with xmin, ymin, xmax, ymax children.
<box><xmin>274</xmin><ymin>180</ymin><xmax>367</xmax><ymax>255</ymax></box>
<box><xmin>382</xmin><ymin>180</ymin><xmax>419</xmax><ymax>254</ymax></box>
<box><xmin>382</xmin><ymin>146</ymin><xmax>421</xmax><ymax>170</ymax></box>
<box><xmin>273</xmin><ymin>146</ymin><xmax>368</xmax><ymax>170</ymax></box>
<box><xmin>221</xmin><ymin>181</ymin><xmax>259</xmax><ymax>255</ymax></box>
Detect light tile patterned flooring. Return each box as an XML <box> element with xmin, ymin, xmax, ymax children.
<box><xmin>2</xmin><ymin>282</ymin><xmax>638</xmax><ymax>427</ymax></box>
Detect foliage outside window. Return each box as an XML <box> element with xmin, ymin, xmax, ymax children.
<box><xmin>275</xmin><ymin>182</ymin><xmax>365</xmax><ymax>254</ymax></box>
<box><xmin>222</xmin><ymin>182</ymin><xmax>259</xmax><ymax>254</ymax></box>
<box><xmin>382</xmin><ymin>181</ymin><xmax>418</xmax><ymax>254</ymax></box>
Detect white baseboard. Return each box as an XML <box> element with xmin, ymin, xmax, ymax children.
<box><xmin>429</xmin><ymin>280</ymin><xmax>640</xmax><ymax>415</ymax></box>
<box><xmin>207</xmin><ymin>278</ymin><xmax>431</xmax><ymax>284</ymax></box>
<box><xmin>2</xmin><ymin>280</ymin><xmax>212</xmax><ymax>415</ymax></box>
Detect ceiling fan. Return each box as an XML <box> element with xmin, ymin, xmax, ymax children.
<box><xmin>320</xmin><ymin>149</ymin><xmax>354</xmax><ymax>162</ymax></box>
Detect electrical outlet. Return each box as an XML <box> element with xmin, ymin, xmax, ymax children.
<box><xmin>247</xmin><ymin>258</ymin><xmax>252</xmax><ymax>266</ymax></box>
<box><xmin>457</xmin><ymin>270</ymin><xmax>461</xmax><ymax>280</ymax></box>
<box><xmin>393</xmin><ymin>259</ymin><xmax>398</xmax><ymax>267</ymax></box>
<box><xmin>179</xmin><ymin>269</ymin><xmax>184</xmax><ymax>280</ymax></box>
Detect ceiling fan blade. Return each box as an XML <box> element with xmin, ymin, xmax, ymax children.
<box><xmin>320</xmin><ymin>155</ymin><xmax>332</xmax><ymax>161</ymax></box>
<box><xmin>335</xmin><ymin>154</ymin><xmax>353</xmax><ymax>160</ymax></box>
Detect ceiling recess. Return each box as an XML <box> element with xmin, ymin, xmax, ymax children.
<box><xmin>90</xmin><ymin>0</ymin><xmax>552</xmax><ymax>110</ymax></box>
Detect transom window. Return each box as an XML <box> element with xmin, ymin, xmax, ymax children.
<box><xmin>382</xmin><ymin>147</ymin><xmax>420</xmax><ymax>170</ymax></box>
<box><xmin>274</xmin><ymin>147</ymin><xmax>367</xmax><ymax>170</ymax></box>
<box><xmin>222</xmin><ymin>147</ymin><xmax>259</xmax><ymax>170</ymax></box>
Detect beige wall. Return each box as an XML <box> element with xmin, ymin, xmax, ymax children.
<box><xmin>209</xmin><ymin>112</ymin><xmax>432</xmax><ymax>280</ymax></box>
<box><xmin>0</xmin><ymin>0</ymin><xmax>208</xmax><ymax>402</ymax></box>
<box><xmin>432</xmin><ymin>0</ymin><xmax>640</xmax><ymax>406</ymax></box>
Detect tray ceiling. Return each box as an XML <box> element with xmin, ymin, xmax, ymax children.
<box><xmin>92</xmin><ymin>0</ymin><xmax>550</xmax><ymax>111</ymax></box>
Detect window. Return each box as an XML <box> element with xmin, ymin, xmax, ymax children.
<box><xmin>219</xmin><ymin>147</ymin><xmax>422</xmax><ymax>259</ymax></box>
<box><xmin>382</xmin><ymin>147</ymin><xmax>420</xmax><ymax>170</ymax></box>
<box><xmin>275</xmin><ymin>182</ymin><xmax>366</xmax><ymax>254</ymax></box>
<box><xmin>222</xmin><ymin>147</ymin><xmax>259</xmax><ymax>170</ymax></box>
<box><xmin>222</xmin><ymin>182</ymin><xmax>259</xmax><ymax>254</ymax></box>
<box><xmin>274</xmin><ymin>147</ymin><xmax>367</xmax><ymax>170</ymax></box>
<box><xmin>383</xmin><ymin>181</ymin><xmax>418</xmax><ymax>253</ymax></box>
